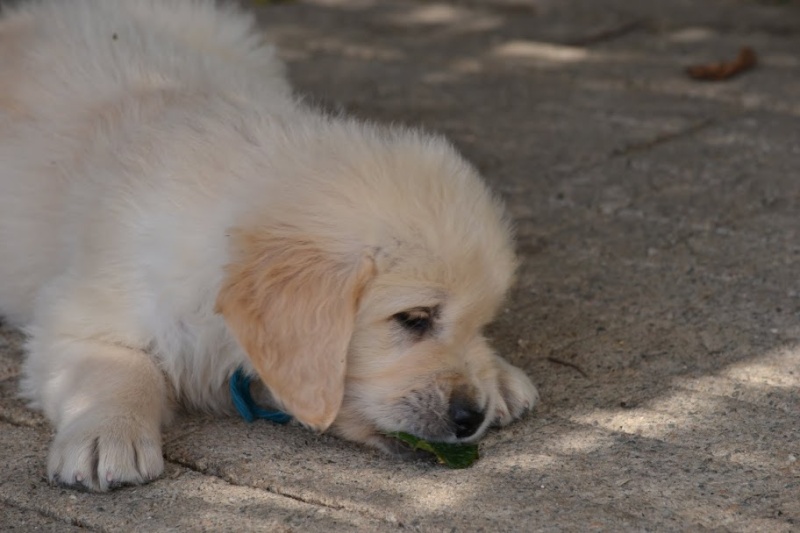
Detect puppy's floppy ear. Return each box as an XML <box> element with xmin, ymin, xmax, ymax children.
<box><xmin>216</xmin><ymin>228</ymin><xmax>374</xmax><ymax>431</ymax></box>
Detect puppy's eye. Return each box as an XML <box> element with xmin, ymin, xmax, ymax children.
<box><xmin>393</xmin><ymin>307</ymin><xmax>435</xmax><ymax>336</ymax></box>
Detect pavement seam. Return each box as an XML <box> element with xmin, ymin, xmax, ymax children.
<box><xmin>1</xmin><ymin>497</ymin><xmax>105</xmax><ymax>532</ymax></box>
<box><xmin>0</xmin><ymin>411</ymin><xmax>47</xmax><ymax>428</ymax></box>
<box><xmin>164</xmin><ymin>456</ymin><xmax>400</xmax><ymax>526</ymax></box>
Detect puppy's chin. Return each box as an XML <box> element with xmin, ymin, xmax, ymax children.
<box><xmin>329</xmin><ymin>419</ymin><xmax>457</xmax><ymax>459</ymax></box>
<box><xmin>330</xmin><ymin>394</ymin><xmax>492</xmax><ymax>459</ymax></box>
<box><xmin>334</xmin><ymin>422</ymin><xmax>488</xmax><ymax>460</ymax></box>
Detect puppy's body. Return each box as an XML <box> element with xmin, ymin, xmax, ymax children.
<box><xmin>0</xmin><ymin>0</ymin><xmax>290</xmax><ymax>411</ymax></box>
<box><xmin>0</xmin><ymin>0</ymin><xmax>538</xmax><ymax>491</ymax></box>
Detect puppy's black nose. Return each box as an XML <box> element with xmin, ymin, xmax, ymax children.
<box><xmin>448</xmin><ymin>396</ymin><xmax>485</xmax><ymax>439</ymax></box>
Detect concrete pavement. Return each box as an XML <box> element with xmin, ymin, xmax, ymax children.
<box><xmin>2</xmin><ymin>0</ymin><xmax>799</xmax><ymax>530</ymax></box>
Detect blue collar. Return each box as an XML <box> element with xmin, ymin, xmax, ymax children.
<box><xmin>229</xmin><ymin>367</ymin><xmax>292</xmax><ymax>424</ymax></box>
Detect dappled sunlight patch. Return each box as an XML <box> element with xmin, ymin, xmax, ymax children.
<box><xmin>386</xmin><ymin>3</ymin><xmax>502</xmax><ymax>32</ymax></box>
<box><xmin>570</xmin><ymin>403</ymin><xmax>690</xmax><ymax>439</ymax></box>
<box><xmin>565</xmin><ymin>389</ymin><xmax>724</xmax><ymax>440</ymax></box>
<box><xmin>302</xmin><ymin>36</ymin><xmax>405</xmax><ymax>61</ymax></box>
<box><xmin>708</xmin><ymin>446</ymin><xmax>799</xmax><ymax>472</ymax></box>
<box><xmin>410</xmin><ymin>485</ymin><xmax>473</xmax><ymax>513</ymax></box>
<box><xmin>421</xmin><ymin>59</ymin><xmax>484</xmax><ymax>84</ymax></box>
<box><xmin>667</xmin><ymin>27</ymin><xmax>718</xmax><ymax>44</ymax></box>
<box><xmin>563</xmin><ymin>344</ymin><xmax>799</xmax><ymax>440</ymax></box>
<box><xmin>678</xmin><ymin>375</ymin><xmax>797</xmax><ymax>413</ymax></box>
<box><xmin>491</xmin><ymin>40</ymin><xmax>589</xmax><ymax>63</ymax></box>
<box><xmin>400</xmin><ymin>474</ymin><xmax>479</xmax><ymax>513</ymax></box>
<box><xmin>546</xmin><ymin>428</ymin><xmax>617</xmax><ymax>455</ymax></box>
<box><xmin>719</xmin><ymin>346</ymin><xmax>800</xmax><ymax>389</ymax></box>
<box><xmin>304</xmin><ymin>0</ymin><xmax>378</xmax><ymax>9</ymax></box>
<box><xmin>484</xmin><ymin>451</ymin><xmax>557</xmax><ymax>472</ymax></box>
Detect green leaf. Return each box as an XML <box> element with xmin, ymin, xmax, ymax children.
<box><xmin>389</xmin><ymin>432</ymin><xmax>479</xmax><ymax>469</ymax></box>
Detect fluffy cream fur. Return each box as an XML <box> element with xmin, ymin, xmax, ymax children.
<box><xmin>0</xmin><ymin>0</ymin><xmax>538</xmax><ymax>491</ymax></box>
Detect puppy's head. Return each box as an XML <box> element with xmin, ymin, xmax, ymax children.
<box><xmin>216</xmin><ymin>123</ymin><xmax>518</xmax><ymax>449</ymax></box>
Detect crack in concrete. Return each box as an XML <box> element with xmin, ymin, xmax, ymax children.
<box><xmin>564</xmin><ymin>19</ymin><xmax>644</xmax><ymax>46</ymax></box>
<box><xmin>610</xmin><ymin>118</ymin><xmax>717</xmax><ymax>158</ymax></box>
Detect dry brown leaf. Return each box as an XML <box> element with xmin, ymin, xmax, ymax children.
<box><xmin>686</xmin><ymin>47</ymin><xmax>757</xmax><ymax>81</ymax></box>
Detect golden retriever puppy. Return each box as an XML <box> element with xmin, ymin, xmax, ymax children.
<box><xmin>0</xmin><ymin>0</ymin><xmax>538</xmax><ymax>491</ymax></box>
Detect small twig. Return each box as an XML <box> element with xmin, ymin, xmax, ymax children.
<box><xmin>565</xmin><ymin>20</ymin><xmax>643</xmax><ymax>47</ymax></box>
<box><xmin>546</xmin><ymin>356</ymin><xmax>589</xmax><ymax>378</ymax></box>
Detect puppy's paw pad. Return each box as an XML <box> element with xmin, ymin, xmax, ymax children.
<box><xmin>493</xmin><ymin>360</ymin><xmax>539</xmax><ymax>426</ymax></box>
<box><xmin>48</xmin><ymin>416</ymin><xmax>163</xmax><ymax>492</ymax></box>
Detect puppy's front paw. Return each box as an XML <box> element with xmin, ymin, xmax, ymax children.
<box><xmin>491</xmin><ymin>357</ymin><xmax>539</xmax><ymax>427</ymax></box>
<box><xmin>48</xmin><ymin>414</ymin><xmax>163</xmax><ymax>492</ymax></box>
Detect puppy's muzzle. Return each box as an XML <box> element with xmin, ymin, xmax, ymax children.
<box><xmin>448</xmin><ymin>393</ymin><xmax>485</xmax><ymax>439</ymax></box>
